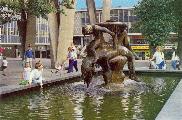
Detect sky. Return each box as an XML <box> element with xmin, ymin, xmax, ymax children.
<box><xmin>76</xmin><ymin>0</ymin><xmax>140</xmax><ymax>10</ymax></box>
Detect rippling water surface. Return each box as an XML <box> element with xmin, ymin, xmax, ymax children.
<box><xmin>0</xmin><ymin>75</ymin><xmax>181</xmax><ymax>120</ymax></box>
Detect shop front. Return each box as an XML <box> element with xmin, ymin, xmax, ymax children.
<box><xmin>131</xmin><ymin>45</ymin><xmax>150</xmax><ymax>60</ymax></box>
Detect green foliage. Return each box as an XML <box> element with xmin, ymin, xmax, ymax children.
<box><xmin>173</xmin><ymin>0</ymin><xmax>182</xmax><ymax>31</ymax></box>
<box><xmin>27</xmin><ymin>0</ymin><xmax>55</xmax><ymax>19</ymax></box>
<box><xmin>0</xmin><ymin>0</ymin><xmax>74</xmax><ymax>22</ymax></box>
<box><xmin>19</xmin><ymin>80</ymin><xmax>29</xmax><ymax>85</ymax></box>
<box><xmin>134</xmin><ymin>0</ymin><xmax>177</xmax><ymax>46</ymax></box>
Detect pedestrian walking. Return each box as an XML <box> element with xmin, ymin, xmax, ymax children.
<box><xmin>24</xmin><ymin>44</ymin><xmax>34</xmax><ymax>68</ymax></box>
<box><xmin>0</xmin><ymin>47</ymin><xmax>4</xmax><ymax>60</ymax></box>
<box><xmin>1</xmin><ymin>56</ymin><xmax>8</xmax><ymax>76</ymax></box>
<box><xmin>72</xmin><ymin>48</ymin><xmax>78</xmax><ymax>72</ymax></box>
<box><xmin>70</xmin><ymin>42</ymin><xmax>78</xmax><ymax>72</ymax></box>
<box><xmin>67</xmin><ymin>47</ymin><xmax>74</xmax><ymax>73</ymax></box>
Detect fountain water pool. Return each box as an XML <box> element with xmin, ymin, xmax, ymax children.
<box><xmin>0</xmin><ymin>75</ymin><xmax>181</xmax><ymax>120</ymax></box>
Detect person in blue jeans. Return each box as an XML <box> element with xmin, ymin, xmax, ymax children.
<box><xmin>67</xmin><ymin>47</ymin><xmax>74</xmax><ymax>73</ymax></box>
<box><xmin>171</xmin><ymin>47</ymin><xmax>180</xmax><ymax>70</ymax></box>
<box><xmin>72</xmin><ymin>47</ymin><xmax>78</xmax><ymax>72</ymax></box>
<box><xmin>150</xmin><ymin>46</ymin><xmax>165</xmax><ymax>69</ymax></box>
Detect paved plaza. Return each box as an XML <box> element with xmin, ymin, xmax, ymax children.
<box><xmin>0</xmin><ymin>58</ymin><xmax>180</xmax><ymax>89</ymax></box>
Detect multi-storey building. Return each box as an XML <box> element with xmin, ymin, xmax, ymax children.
<box><xmin>0</xmin><ymin>7</ymin><xmax>176</xmax><ymax>59</ymax></box>
<box><xmin>0</xmin><ymin>17</ymin><xmax>50</xmax><ymax>58</ymax></box>
<box><xmin>74</xmin><ymin>7</ymin><xmax>138</xmax><ymax>45</ymax></box>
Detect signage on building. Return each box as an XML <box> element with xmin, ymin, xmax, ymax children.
<box><xmin>129</xmin><ymin>35</ymin><xmax>145</xmax><ymax>39</ymax></box>
<box><xmin>131</xmin><ymin>45</ymin><xmax>149</xmax><ymax>50</ymax></box>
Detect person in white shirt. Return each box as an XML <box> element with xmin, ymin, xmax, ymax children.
<box><xmin>67</xmin><ymin>47</ymin><xmax>74</xmax><ymax>73</ymax></box>
<box><xmin>171</xmin><ymin>47</ymin><xmax>180</xmax><ymax>70</ymax></box>
<box><xmin>1</xmin><ymin>56</ymin><xmax>8</xmax><ymax>76</ymax></box>
<box><xmin>150</xmin><ymin>46</ymin><xmax>165</xmax><ymax>69</ymax></box>
<box><xmin>29</xmin><ymin>62</ymin><xmax>44</xmax><ymax>88</ymax></box>
<box><xmin>51</xmin><ymin>62</ymin><xmax>63</xmax><ymax>74</ymax></box>
<box><xmin>22</xmin><ymin>62</ymin><xmax>31</xmax><ymax>81</ymax></box>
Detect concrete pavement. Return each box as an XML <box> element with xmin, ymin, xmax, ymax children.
<box><xmin>0</xmin><ymin>58</ymin><xmax>181</xmax><ymax>94</ymax></box>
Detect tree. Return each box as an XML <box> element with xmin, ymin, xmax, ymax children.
<box><xmin>102</xmin><ymin>0</ymin><xmax>111</xmax><ymax>22</ymax></box>
<box><xmin>0</xmin><ymin>0</ymin><xmax>74</xmax><ymax>67</ymax></box>
<box><xmin>47</xmin><ymin>0</ymin><xmax>76</xmax><ymax>67</ymax></box>
<box><xmin>134</xmin><ymin>0</ymin><xmax>176</xmax><ymax>47</ymax></box>
<box><xmin>0</xmin><ymin>0</ymin><xmax>55</xmax><ymax>58</ymax></box>
<box><xmin>174</xmin><ymin>0</ymin><xmax>182</xmax><ymax>63</ymax></box>
<box><xmin>135</xmin><ymin>0</ymin><xmax>182</xmax><ymax>62</ymax></box>
<box><xmin>56</xmin><ymin>0</ymin><xmax>76</xmax><ymax>66</ymax></box>
<box><xmin>86</xmin><ymin>0</ymin><xmax>97</xmax><ymax>24</ymax></box>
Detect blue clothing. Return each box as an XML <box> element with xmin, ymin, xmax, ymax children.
<box><xmin>171</xmin><ymin>60</ymin><xmax>177</xmax><ymax>70</ymax></box>
<box><xmin>156</xmin><ymin>61</ymin><xmax>164</xmax><ymax>69</ymax></box>
<box><xmin>73</xmin><ymin>60</ymin><xmax>78</xmax><ymax>72</ymax></box>
<box><xmin>68</xmin><ymin>59</ymin><xmax>74</xmax><ymax>73</ymax></box>
<box><xmin>25</xmin><ymin>49</ymin><xmax>33</xmax><ymax>58</ymax></box>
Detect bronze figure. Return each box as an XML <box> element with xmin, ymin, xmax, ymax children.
<box><xmin>81</xmin><ymin>23</ymin><xmax>138</xmax><ymax>88</ymax></box>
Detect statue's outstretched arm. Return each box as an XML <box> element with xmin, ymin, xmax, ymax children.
<box><xmin>94</xmin><ymin>25</ymin><xmax>115</xmax><ymax>36</ymax></box>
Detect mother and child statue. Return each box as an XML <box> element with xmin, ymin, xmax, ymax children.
<box><xmin>81</xmin><ymin>20</ymin><xmax>140</xmax><ymax>88</ymax></box>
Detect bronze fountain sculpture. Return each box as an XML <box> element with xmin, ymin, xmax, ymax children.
<box><xmin>81</xmin><ymin>21</ymin><xmax>138</xmax><ymax>88</ymax></box>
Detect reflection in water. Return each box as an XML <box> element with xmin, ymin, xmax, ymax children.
<box><xmin>0</xmin><ymin>75</ymin><xmax>181</xmax><ymax>120</ymax></box>
<box><xmin>152</xmin><ymin>78</ymin><xmax>166</xmax><ymax>94</ymax></box>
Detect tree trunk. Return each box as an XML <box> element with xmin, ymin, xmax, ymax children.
<box><xmin>56</xmin><ymin>0</ymin><xmax>76</xmax><ymax>65</ymax></box>
<box><xmin>174</xmin><ymin>0</ymin><xmax>182</xmax><ymax>66</ymax></box>
<box><xmin>102</xmin><ymin>0</ymin><xmax>111</xmax><ymax>22</ymax></box>
<box><xmin>177</xmin><ymin>23</ymin><xmax>182</xmax><ymax>65</ymax></box>
<box><xmin>17</xmin><ymin>9</ymin><xmax>27</xmax><ymax>59</ymax></box>
<box><xmin>102</xmin><ymin>0</ymin><xmax>111</xmax><ymax>42</ymax></box>
<box><xmin>86</xmin><ymin>0</ymin><xmax>97</xmax><ymax>24</ymax></box>
<box><xmin>25</xmin><ymin>14</ymin><xmax>36</xmax><ymax>51</ymax></box>
<box><xmin>47</xmin><ymin>0</ymin><xmax>59</xmax><ymax>68</ymax></box>
<box><xmin>48</xmin><ymin>13</ymin><xmax>59</xmax><ymax>68</ymax></box>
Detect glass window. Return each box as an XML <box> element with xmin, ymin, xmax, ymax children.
<box><xmin>85</xmin><ymin>13</ymin><xmax>90</xmax><ymax>24</ymax></box>
<box><xmin>124</xmin><ymin>10</ymin><xmax>129</xmax><ymax>22</ymax></box>
<box><xmin>96</xmin><ymin>11</ymin><xmax>101</xmax><ymax>22</ymax></box>
<box><xmin>119</xmin><ymin>9</ymin><xmax>123</xmax><ymax>22</ymax></box>
<box><xmin>110</xmin><ymin>9</ymin><xmax>118</xmax><ymax>21</ymax></box>
<box><xmin>81</xmin><ymin>12</ymin><xmax>86</xmax><ymax>25</ymax></box>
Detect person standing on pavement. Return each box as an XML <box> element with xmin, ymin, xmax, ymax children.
<box><xmin>150</xmin><ymin>46</ymin><xmax>165</xmax><ymax>69</ymax></box>
<box><xmin>0</xmin><ymin>47</ymin><xmax>4</xmax><ymax>60</ymax></box>
<box><xmin>72</xmin><ymin>48</ymin><xmax>78</xmax><ymax>72</ymax></box>
<box><xmin>70</xmin><ymin>42</ymin><xmax>78</xmax><ymax>72</ymax></box>
<box><xmin>1</xmin><ymin>56</ymin><xmax>8</xmax><ymax>76</ymax></box>
<box><xmin>24</xmin><ymin>44</ymin><xmax>34</xmax><ymax>68</ymax></box>
<box><xmin>67</xmin><ymin>47</ymin><xmax>74</xmax><ymax>73</ymax></box>
<box><xmin>171</xmin><ymin>47</ymin><xmax>180</xmax><ymax>70</ymax></box>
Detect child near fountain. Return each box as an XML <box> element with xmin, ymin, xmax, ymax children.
<box><xmin>51</xmin><ymin>63</ymin><xmax>63</xmax><ymax>74</ymax></box>
<box><xmin>22</xmin><ymin>62</ymin><xmax>32</xmax><ymax>81</ymax></box>
<box><xmin>29</xmin><ymin>62</ymin><xmax>44</xmax><ymax>88</ymax></box>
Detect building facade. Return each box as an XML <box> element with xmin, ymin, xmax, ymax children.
<box><xmin>0</xmin><ymin>7</ymin><xmax>176</xmax><ymax>59</ymax></box>
<box><xmin>0</xmin><ymin>17</ymin><xmax>50</xmax><ymax>58</ymax></box>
